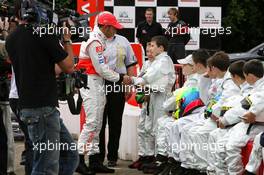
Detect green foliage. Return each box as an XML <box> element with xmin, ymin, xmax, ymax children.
<box><xmin>222</xmin><ymin>0</ymin><xmax>264</xmax><ymax>52</ymax></box>
<box><xmin>55</xmin><ymin>0</ymin><xmax>76</xmax><ymax>9</ymax></box>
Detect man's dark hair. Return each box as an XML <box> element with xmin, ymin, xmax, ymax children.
<box><xmin>151</xmin><ymin>35</ymin><xmax>168</xmax><ymax>51</ymax></box>
<box><xmin>207</xmin><ymin>51</ymin><xmax>230</xmax><ymax>71</ymax></box>
<box><xmin>229</xmin><ymin>60</ymin><xmax>246</xmax><ymax>79</ymax></box>
<box><xmin>243</xmin><ymin>59</ymin><xmax>264</xmax><ymax>78</ymax></box>
<box><xmin>145</xmin><ymin>8</ymin><xmax>154</xmax><ymax>14</ymax></box>
<box><xmin>192</xmin><ymin>49</ymin><xmax>210</xmax><ymax>67</ymax></box>
<box><xmin>168</xmin><ymin>8</ymin><xmax>178</xmax><ymax>17</ymax></box>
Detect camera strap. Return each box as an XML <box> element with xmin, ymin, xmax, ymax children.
<box><xmin>66</xmin><ymin>90</ymin><xmax>83</xmax><ymax>115</ymax></box>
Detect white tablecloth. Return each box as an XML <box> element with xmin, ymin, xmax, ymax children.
<box><xmin>118</xmin><ymin>104</ymin><xmax>140</xmax><ymax>161</ymax></box>
<box><xmin>59</xmin><ymin>100</ymin><xmax>141</xmax><ymax>161</ymax></box>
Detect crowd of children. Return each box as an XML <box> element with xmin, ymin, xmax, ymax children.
<box><xmin>128</xmin><ymin>35</ymin><xmax>264</xmax><ymax>175</ymax></box>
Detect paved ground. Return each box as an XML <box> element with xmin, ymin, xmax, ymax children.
<box><xmin>14</xmin><ymin>141</ymin><xmax>144</xmax><ymax>175</ymax></box>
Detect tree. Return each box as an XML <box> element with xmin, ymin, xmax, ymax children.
<box><xmin>55</xmin><ymin>0</ymin><xmax>76</xmax><ymax>10</ymax></box>
<box><xmin>222</xmin><ymin>0</ymin><xmax>264</xmax><ymax>52</ymax></box>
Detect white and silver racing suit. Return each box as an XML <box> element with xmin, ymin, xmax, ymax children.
<box><xmin>77</xmin><ymin>27</ymin><xmax>123</xmax><ymax>155</ymax></box>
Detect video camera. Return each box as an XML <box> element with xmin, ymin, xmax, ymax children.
<box><xmin>56</xmin><ymin>58</ymin><xmax>88</xmax><ymax>114</ymax></box>
<box><xmin>0</xmin><ymin>0</ymin><xmax>90</xmax><ymax>41</ymax></box>
<box><xmin>19</xmin><ymin>0</ymin><xmax>89</xmax><ymax>41</ymax></box>
<box><xmin>57</xmin><ymin>68</ymin><xmax>87</xmax><ymax>101</ymax></box>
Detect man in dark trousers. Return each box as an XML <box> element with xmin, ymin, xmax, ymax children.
<box><xmin>136</xmin><ymin>8</ymin><xmax>163</xmax><ymax>55</ymax></box>
<box><xmin>95</xmin><ymin>33</ymin><xmax>137</xmax><ymax>167</ymax></box>
<box><xmin>165</xmin><ymin>8</ymin><xmax>190</xmax><ymax>64</ymax></box>
<box><xmin>0</xmin><ymin>106</ymin><xmax>7</xmax><ymax>175</ymax></box>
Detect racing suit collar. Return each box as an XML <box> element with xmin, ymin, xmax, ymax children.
<box><xmin>186</xmin><ymin>73</ymin><xmax>195</xmax><ymax>80</ymax></box>
<box><xmin>223</xmin><ymin>70</ymin><xmax>231</xmax><ymax>80</ymax></box>
<box><xmin>240</xmin><ymin>82</ymin><xmax>252</xmax><ymax>95</ymax></box>
<box><xmin>240</xmin><ymin>81</ymin><xmax>249</xmax><ymax>90</ymax></box>
<box><xmin>253</xmin><ymin>77</ymin><xmax>264</xmax><ymax>89</ymax></box>
<box><xmin>107</xmin><ymin>35</ymin><xmax>116</xmax><ymax>42</ymax></box>
<box><xmin>155</xmin><ymin>52</ymin><xmax>167</xmax><ymax>60</ymax></box>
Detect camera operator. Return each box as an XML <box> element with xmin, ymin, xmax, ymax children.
<box><xmin>0</xmin><ymin>17</ymin><xmax>16</xmax><ymax>175</ymax></box>
<box><xmin>5</xmin><ymin>0</ymin><xmax>79</xmax><ymax>174</ymax></box>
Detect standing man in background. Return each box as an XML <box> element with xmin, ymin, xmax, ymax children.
<box><xmin>0</xmin><ymin>17</ymin><xmax>16</xmax><ymax>175</ymax></box>
<box><xmin>95</xmin><ymin>34</ymin><xmax>137</xmax><ymax>167</ymax></box>
<box><xmin>165</xmin><ymin>8</ymin><xmax>190</xmax><ymax>64</ymax></box>
<box><xmin>136</xmin><ymin>8</ymin><xmax>163</xmax><ymax>56</ymax></box>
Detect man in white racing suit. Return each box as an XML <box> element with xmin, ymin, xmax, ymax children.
<box><xmin>76</xmin><ymin>12</ymin><xmax>131</xmax><ymax>174</ymax></box>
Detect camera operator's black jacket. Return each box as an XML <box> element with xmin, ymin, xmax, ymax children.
<box><xmin>165</xmin><ymin>20</ymin><xmax>190</xmax><ymax>64</ymax></box>
<box><xmin>5</xmin><ymin>25</ymin><xmax>68</xmax><ymax>108</ymax></box>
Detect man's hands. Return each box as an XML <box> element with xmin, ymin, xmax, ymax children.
<box><xmin>216</xmin><ymin>119</ymin><xmax>225</xmax><ymax>129</ymax></box>
<box><xmin>123</xmin><ymin>75</ymin><xmax>132</xmax><ymax>85</ymax></box>
<box><xmin>210</xmin><ymin>114</ymin><xmax>219</xmax><ymax>123</ymax></box>
<box><xmin>242</xmin><ymin>112</ymin><xmax>256</xmax><ymax>124</ymax></box>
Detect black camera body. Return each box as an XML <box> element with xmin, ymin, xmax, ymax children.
<box><xmin>20</xmin><ymin>0</ymin><xmax>89</xmax><ymax>41</ymax></box>
<box><xmin>20</xmin><ymin>0</ymin><xmax>54</xmax><ymax>25</ymax></box>
<box><xmin>56</xmin><ymin>68</ymin><xmax>88</xmax><ymax>115</ymax></box>
<box><xmin>57</xmin><ymin>68</ymin><xmax>87</xmax><ymax>101</ymax></box>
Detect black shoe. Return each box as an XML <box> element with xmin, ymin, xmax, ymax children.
<box><xmin>158</xmin><ymin>163</ymin><xmax>172</xmax><ymax>175</ymax></box>
<box><xmin>167</xmin><ymin>159</ymin><xmax>181</xmax><ymax>175</ymax></box>
<box><xmin>90</xmin><ymin>162</ymin><xmax>115</xmax><ymax>173</ymax></box>
<box><xmin>138</xmin><ymin>156</ymin><xmax>155</xmax><ymax>171</ymax></box>
<box><xmin>185</xmin><ymin>168</ymin><xmax>203</xmax><ymax>175</ymax></box>
<box><xmin>172</xmin><ymin>166</ymin><xmax>190</xmax><ymax>175</ymax></box>
<box><xmin>128</xmin><ymin>156</ymin><xmax>145</xmax><ymax>169</ymax></box>
<box><xmin>244</xmin><ymin>170</ymin><xmax>256</xmax><ymax>175</ymax></box>
<box><xmin>107</xmin><ymin>161</ymin><xmax>117</xmax><ymax>167</ymax></box>
<box><xmin>142</xmin><ymin>154</ymin><xmax>168</xmax><ymax>174</ymax></box>
<box><xmin>76</xmin><ymin>163</ymin><xmax>95</xmax><ymax>175</ymax></box>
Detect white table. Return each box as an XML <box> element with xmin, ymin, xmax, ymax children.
<box><xmin>59</xmin><ymin>101</ymin><xmax>141</xmax><ymax>161</ymax></box>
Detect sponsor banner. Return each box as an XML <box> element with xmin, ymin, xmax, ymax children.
<box><xmin>114</xmin><ymin>6</ymin><xmax>135</xmax><ymax>28</ymax></box>
<box><xmin>200</xmin><ymin>7</ymin><xmax>221</xmax><ymax>28</ymax></box>
<box><xmin>186</xmin><ymin>28</ymin><xmax>200</xmax><ymax>50</ymax></box>
<box><xmin>178</xmin><ymin>0</ymin><xmax>200</xmax><ymax>7</ymax></box>
<box><xmin>156</xmin><ymin>7</ymin><xmax>175</xmax><ymax>28</ymax></box>
<box><xmin>105</xmin><ymin>0</ymin><xmax>113</xmax><ymax>6</ymax></box>
<box><xmin>77</xmin><ymin>0</ymin><xmax>104</xmax><ymax>28</ymax></box>
<box><xmin>135</xmin><ymin>0</ymin><xmax>157</xmax><ymax>7</ymax></box>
